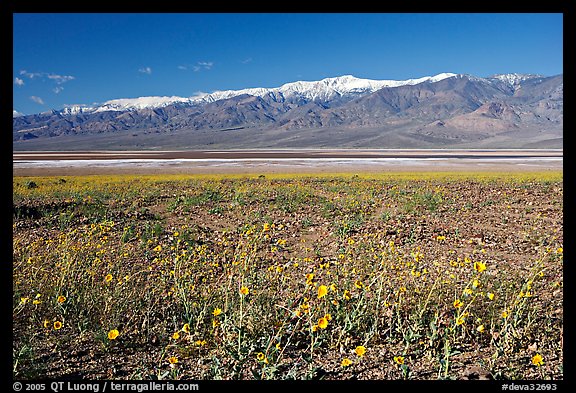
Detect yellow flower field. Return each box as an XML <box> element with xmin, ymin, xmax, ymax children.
<box><xmin>12</xmin><ymin>172</ymin><xmax>563</xmax><ymax>380</ymax></box>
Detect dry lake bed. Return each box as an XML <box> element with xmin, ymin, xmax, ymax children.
<box><xmin>13</xmin><ymin>149</ymin><xmax>563</xmax><ymax>176</ymax></box>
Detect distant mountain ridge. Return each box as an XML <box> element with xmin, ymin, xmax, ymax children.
<box><xmin>15</xmin><ymin>73</ymin><xmax>459</xmax><ymax>115</ymax></box>
<box><xmin>13</xmin><ymin>72</ymin><xmax>563</xmax><ymax>150</ymax></box>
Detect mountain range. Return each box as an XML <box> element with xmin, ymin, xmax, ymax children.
<box><xmin>12</xmin><ymin>72</ymin><xmax>563</xmax><ymax>150</ymax></box>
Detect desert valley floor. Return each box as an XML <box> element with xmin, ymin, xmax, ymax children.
<box><xmin>13</xmin><ymin>149</ymin><xmax>562</xmax><ymax>176</ymax></box>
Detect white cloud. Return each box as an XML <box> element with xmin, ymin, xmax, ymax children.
<box><xmin>139</xmin><ymin>67</ymin><xmax>152</xmax><ymax>75</ymax></box>
<box><xmin>14</xmin><ymin>77</ymin><xmax>24</xmax><ymax>86</ymax></box>
<box><xmin>47</xmin><ymin>74</ymin><xmax>75</xmax><ymax>84</ymax></box>
<box><xmin>19</xmin><ymin>70</ymin><xmax>75</xmax><ymax>85</ymax></box>
<box><xmin>193</xmin><ymin>61</ymin><xmax>213</xmax><ymax>72</ymax></box>
<box><xmin>177</xmin><ymin>65</ymin><xmax>188</xmax><ymax>70</ymax></box>
<box><xmin>53</xmin><ymin>86</ymin><xmax>64</xmax><ymax>94</ymax></box>
<box><xmin>20</xmin><ymin>70</ymin><xmax>42</xmax><ymax>79</ymax></box>
<box><xmin>241</xmin><ymin>57</ymin><xmax>253</xmax><ymax>64</ymax></box>
<box><xmin>30</xmin><ymin>96</ymin><xmax>45</xmax><ymax>105</ymax></box>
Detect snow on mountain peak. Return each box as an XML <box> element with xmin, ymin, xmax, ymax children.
<box><xmin>94</xmin><ymin>96</ymin><xmax>193</xmax><ymax>112</ymax></box>
<box><xmin>238</xmin><ymin>72</ymin><xmax>459</xmax><ymax>102</ymax></box>
<box><xmin>61</xmin><ymin>105</ymin><xmax>94</xmax><ymax>115</ymax></box>
<box><xmin>193</xmin><ymin>87</ymin><xmax>271</xmax><ymax>104</ymax></box>
<box><xmin>51</xmin><ymin>73</ymin><xmax>460</xmax><ymax>114</ymax></box>
<box><xmin>488</xmin><ymin>73</ymin><xmax>543</xmax><ymax>87</ymax></box>
<box><xmin>189</xmin><ymin>73</ymin><xmax>459</xmax><ymax>105</ymax></box>
<box><xmin>13</xmin><ymin>109</ymin><xmax>24</xmax><ymax>118</ymax></box>
<box><xmin>428</xmin><ymin>72</ymin><xmax>459</xmax><ymax>82</ymax></box>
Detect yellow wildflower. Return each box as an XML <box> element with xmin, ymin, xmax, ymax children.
<box><xmin>532</xmin><ymin>354</ymin><xmax>544</xmax><ymax>367</ymax></box>
<box><xmin>182</xmin><ymin>323</ymin><xmax>190</xmax><ymax>333</ymax></box>
<box><xmin>256</xmin><ymin>352</ymin><xmax>268</xmax><ymax>363</ymax></box>
<box><xmin>240</xmin><ymin>286</ymin><xmax>249</xmax><ymax>296</ymax></box>
<box><xmin>318</xmin><ymin>317</ymin><xmax>329</xmax><ymax>329</ymax></box>
<box><xmin>213</xmin><ymin>308</ymin><xmax>222</xmax><ymax>316</ymax></box>
<box><xmin>317</xmin><ymin>285</ymin><xmax>328</xmax><ymax>299</ymax></box>
<box><xmin>108</xmin><ymin>329</ymin><xmax>119</xmax><ymax>340</ymax></box>
<box><xmin>474</xmin><ymin>261</ymin><xmax>486</xmax><ymax>273</ymax></box>
<box><xmin>341</xmin><ymin>358</ymin><xmax>353</xmax><ymax>367</ymax></box>
<box><xmin>57</xmin><ymin>295</ymin><xmax>66</xmax><ymax>303</ymax></box>
<box><xmin>394</xmin><ymin>356</ymin><xmax>404</xmax><ymax>365</ymax></box>
<box><xmin>343</xmin><ymin>290</ymin><xmax>351</xmax><ymax>300</ymax></box>
<box><xmin>54</xmin><ymin>321</ymin><xmax>63</xmax><ymax>330</ymax></box>
<box><xmin>453</xmin><ymin>299</ymin><xmax>464</xmax><ymax>309</ymax></box>
<box><xmin>355</xmin><ymin>345</ymin><xmax>366</xmax><ymax>357</ymax></box>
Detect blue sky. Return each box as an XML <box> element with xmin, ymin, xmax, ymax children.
<box><xmin>13</xmin><ymin>13</ymin><xmax>563</xmax><ymax>115</ymax></box>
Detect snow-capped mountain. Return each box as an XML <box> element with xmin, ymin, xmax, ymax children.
<box><xmin>488</xmin><ymin>73</ymin><xmax>544</xmax><ymax>88</ymax></box>
<box><xmin>20</xmin><ymin>72</ymin><xmax>548</xmax><ymax>118</ymax></box>
<box><xmin>196</xmin><ymin>73</ymin><xmax>459</xmax><ymax>105</ymax></box>
<box><xmin>13</xmin><ymin>109</ymin><xmax>23</xmax><ymax>117</ymax></box>
<box><xmin>92</xmin><ymin>96</ymin><xmax>191</xmax><ymax>113</ymax></box>
<box><xmin>60</xmin><ymin>105</ymin><xmax>94</xmax><ymax>115</ymax></box>
<box><xmin>66</xmin><ymin>73</ymin><xmax>459</xmax><ymax>114</ymax></box>
<box><xmin>13</xmin><ymin>72</ymin><xmax>562</xmax><ymax>150</ymax></box>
